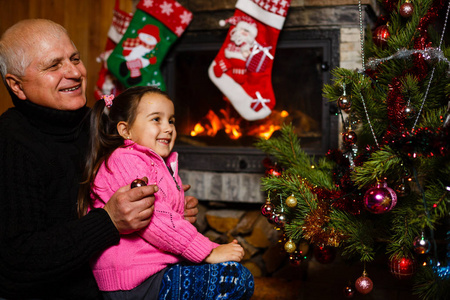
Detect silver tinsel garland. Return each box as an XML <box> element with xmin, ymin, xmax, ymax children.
<box><xmin>366</xmin><ymin>48</ymin><xmax>450</xmax><ymax>75</ymax></box>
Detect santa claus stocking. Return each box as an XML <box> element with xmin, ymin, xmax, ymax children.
<box><xmin>208</xmin><ymin>0</ymin><xmax>291</xmax><ymax>121</ymax></box>
<box><xmin>107</xmin><ymin>0</ymin><xmax>192</xmax><ymax>90</ymax></box>
<box><xmin>94</xmin><ymin>0</ymin><xmax>132</xmax><ymax>100</ymax></box>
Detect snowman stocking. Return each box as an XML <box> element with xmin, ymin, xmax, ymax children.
<box><xmin>107</xmin><ymin>0</ymin><xmax>192</xmax><ymax>90</ymax></box>
<box><xmin>94</xmin><ymin>0</ymin><xmax>132</xmax><ymax>100</ymax></box>
<box><xmin>208</xmin><ymin>0</ymin><xmax>291</xmax><ymax>121</ymax></box>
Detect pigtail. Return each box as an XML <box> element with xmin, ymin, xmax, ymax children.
<box><xmin>77</xmin><ymin>97</ymin><xmax>124</xmax><ymax>217</ymax></box>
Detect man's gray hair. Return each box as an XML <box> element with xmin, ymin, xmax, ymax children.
<box><xmin>0</xmin><ymin>43</ymin><xmax>27</xmax><ymax>81</ymax></box>
<box><xmin>0</xmin><ymin>19</ymin><xmax>69</xmax><ymax>85</ymax></box>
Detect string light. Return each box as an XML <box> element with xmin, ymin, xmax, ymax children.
<box><xmin>357</xmin><ymin>0</ymin><xmax>379</xmax><ymax>147</ymax></box>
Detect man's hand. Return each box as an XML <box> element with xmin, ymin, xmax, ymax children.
<box><xmin>183</xmin><ymin>184</ymin><xmax>199</xmax><ymax>224</ymax></box>
<box><xmin>104</xmin><ymin>182</ymin><xmax>157</xmax><ymax>234</ymax></box>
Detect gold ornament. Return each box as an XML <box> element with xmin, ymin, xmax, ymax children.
<box><xmin>284</xmin><ymin>239</ymin><xmax>296</xmax><ymax>253</ymax></box>
<box><xmin>285</xmin><ymin>194</ymin><xmax>298</xmax><ymax>207</ymax></box>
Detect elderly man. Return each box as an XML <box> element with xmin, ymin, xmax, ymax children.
<box><xmin>0</xmin><ymin>19</ymin><xmax>197</xmax><ymax>299</ymax></box>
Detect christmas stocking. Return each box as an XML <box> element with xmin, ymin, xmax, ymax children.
<box><xmin>107</xmin><ymin>0</ymin><xmax>192</xmax><ymax>90</ymax></box>
<box><xmin>208</xmin><ymin>0</ymin><xmax>291</xmax><ymax>121</ymax></box>
<box><xmin>94</xmin><ymin>0</ymin><xmax>132</xmax><ymax>100</ymax></box>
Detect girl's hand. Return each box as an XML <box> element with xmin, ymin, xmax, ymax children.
<box><xmin>205</xmin><ymin>240</ymin><xmax>244</xmax><ymax>264</ymax></box>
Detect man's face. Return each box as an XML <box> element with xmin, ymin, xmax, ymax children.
<box><xmin>17</xmin><ymin>33</ymin><xmax>87</xmax><ymax>110</ymax></box>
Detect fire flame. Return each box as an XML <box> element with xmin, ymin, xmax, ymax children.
<box><xmin>190</xmin><ymin>109</ymin><xmax>289</xmax><ymax>140</ymax></box>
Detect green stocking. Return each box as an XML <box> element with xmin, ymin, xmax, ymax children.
<box><xmin>107</xmin><ymin>0</ymin><xmax>192</xmax><ymax>90</ymax></box>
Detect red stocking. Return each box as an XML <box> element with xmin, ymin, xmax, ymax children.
<box><xmin>94</xmin><ymin>0</ymin><xmax>132</xmax><ymax>100</ymax></box>
<box><xmin>209</xmin><ymin>0</ymin><xmax>291</xmax><ymax>121</ymax></box>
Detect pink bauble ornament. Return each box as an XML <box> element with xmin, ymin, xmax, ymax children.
<box><xmin>400</xmin><ymin>1</ymin><xmax>414</xmax><ymax>18</ymax></box>
<box><xmin>355</xmin><ymin>273</ymin><xmax>373</xmax><ymax>294</ymax></box>
<box><xmin>363</xmin><ymin>182</ymin><xmax>397</xmax><ymax>214</ymax></box>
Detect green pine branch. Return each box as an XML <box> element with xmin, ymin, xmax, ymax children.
<box><xmin>351</xmin><ymin>146</ymin><xmax>404</xmax><ymax>188</ymax></box>
<box><xmin>329</xmin><ymin>209</ymin><xmax>376</xmax><ymax>262</ymax></box>
<box><xmin>413</xmin><ymin>265</ymin><xmax>450</xmax><ymax>300</ymax></box>
<box><xmin>255</xmin><ymin>124</ymin><xmax>335</xmax><ymax>189</ymax></box>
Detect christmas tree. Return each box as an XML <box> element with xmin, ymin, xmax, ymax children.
<box><xmin>256</xmin><ymin>0</ymin><xmax>450</xmax><ymax>299</ymax></box>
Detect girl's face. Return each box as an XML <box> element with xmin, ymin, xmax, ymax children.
<box><xmin>120</xmin><ymin>93</ymin><xmax>176</xmax><ymax>158</ymax></box>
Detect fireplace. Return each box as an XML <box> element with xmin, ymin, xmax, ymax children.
<box><xmin>165</xmin><ymin>29</ymin><xmax>339</xmax><ymax>175</ymax></box>
<box><xmin>160</xmin><ymin>28</ymin><xmax>340</xmax><ymax>202</ymax></box>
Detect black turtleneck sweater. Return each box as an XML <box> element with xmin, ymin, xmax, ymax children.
<box><xmin>0</xmin><ymin>97</ymin><xmax>120</xmax><ymax>299</ymax></box>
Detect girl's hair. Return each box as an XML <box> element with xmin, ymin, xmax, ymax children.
<box><xmin>77</xmin><ymin>85</ymin><xmax>171</xmax><ymax>217</ymax></box>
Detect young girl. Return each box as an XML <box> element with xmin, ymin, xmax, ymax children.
<box><xmin>78</xmin><ymin>86</ymin><xmax>254</xmax><ymax>300</ymax></box>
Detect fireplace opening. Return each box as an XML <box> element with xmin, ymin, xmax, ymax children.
<box><xmin>164</xmin><ymin>29</ymin><xmax>339</xmax><ymax>173</ymax></box>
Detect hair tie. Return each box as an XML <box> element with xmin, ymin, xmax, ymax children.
<box><xmin>102</xmin><ymin>94</ymin><xmax>115</xmax><ymax>108</ymax></box>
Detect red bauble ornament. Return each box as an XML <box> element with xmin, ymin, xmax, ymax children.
<box><xmin>268</xmin><ymin>211</ymin><xmax>278</xmax><ymax>224</ymax></box>
<box><xmin>131</xmin><ymin>177</ymin><xmax>148</xmax><ymax>188</ymax></box>
<box><xmin>403</xmin><ymin>105</ymin><xmax>416</xmax><ymax>119</ymax></box>
<box><xmin>355</xmin><ymin>274</ymin><xmax>373</xmax><ymax>294</ymax></box>
<box><xmin>313</xmin><ymin>246</ymin><xmax>336</xmax><ymax>264</ymax></box>
<box><xmin>266</xmin><ymin>167</ymin><xmax>282</xmax><ymax>177</ymax></box>
<box><xmin>343</xmin><ymin>130</ymin><xmax>357</xmax><ymax>145</ymax></box>
<box><xmin>373</xmin><ymin>25</ymin><xmax>390</xmax><ymax>47</ymax></box>
<box><xmin>400</xmin><ymin>1</ymin><xmax>414</xmax><ymax>18</ymax></box>
<box><xmin>263</xmin><ymin>158</ymin><xmax>282</xmax><ymax>177</ymax></box>
<box><xmin>390</xmin><ymin>256</ymin><xmax>416</xmax><ymax>279</ymax></box>
<box><xmin>363</xmin><ymin>182</ymin><xmax>397</xmax><ymax>214</ymax></box>
<box><xmin>261</xmin><ymin>200</ymin><xmax>274</xmax><ymax>217</ymax></box>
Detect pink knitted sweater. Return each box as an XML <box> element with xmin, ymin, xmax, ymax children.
<box><xmin>89</xmin><ymin>140</ymin><xmax>219</xmax><ymax>291</ymax></box>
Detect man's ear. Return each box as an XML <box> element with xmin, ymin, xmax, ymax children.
<box><xmin>5</xmin><ymin>74</ymin><xmax>26</xmax><ymax>100</ymax></box>
<box><xmin>117</xmin><ymin>121</ymin><xmax>131</xmax><ymax>140</ymax></box>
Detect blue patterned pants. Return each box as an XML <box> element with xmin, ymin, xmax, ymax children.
<box><xmin>157</xmin><ymin>261</ymin><xmax>254</xmax><ymax>300</ymax></box>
